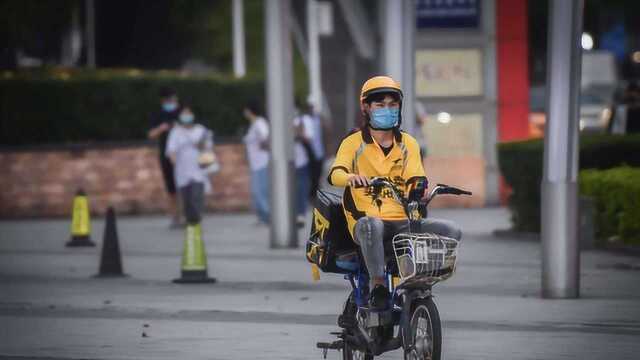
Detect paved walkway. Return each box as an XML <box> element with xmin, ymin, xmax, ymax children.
<box><xmin>1</xmin><ymin>208</ymin><xmax>639</xmax><ymax>359</ymax></box>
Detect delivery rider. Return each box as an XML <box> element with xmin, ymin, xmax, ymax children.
<box><xmin>328</xmin><ymin>76</ymin><xmax>462</xmax><ymax>310</ymax></box>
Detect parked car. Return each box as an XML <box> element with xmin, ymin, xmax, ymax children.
<box><xmin>528</xmin><ymin>51</ymin><xmax>619</xmax><ymax>136</ymax></box>
<box><xmin>578</xmin><ymin>92</ymin><xmax>613</xmax><ymax>133</ymax></box>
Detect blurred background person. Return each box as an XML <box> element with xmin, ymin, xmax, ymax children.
<box><xmin>415</xmin><ymin>101</ymin><xmax>429</xmax><ymax>159</ymax></box>
<box><xmin>623</xmin><ymin>81</ymin><xmax>640</xmax><ymax>133</ymax></box>
<box><xmin>297</xmin><ymin>97</ymin><xmax>327</xmax><ymax>200</ymax></box>
<box><xmin>242</xmin><ymin>101</ymin><xmax>270</xmax><ymax>225</ymax></box>
<box><xmin>165</xmin><ymin>104</ymin><xmax>213</xmax><ymax>226</ymax></box>
<box><xmin>148</xmin><ymin>87</ymin><xmax>182</xmax><ymax>228</ymax></box>
<box><xmin>293</xmin><ymin>109</ymin><xmax>312</xmax><ymax>227</ymax></box>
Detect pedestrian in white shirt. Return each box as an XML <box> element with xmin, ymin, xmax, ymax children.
<box><xmin>242</xmin><ymin>101</ymin><xmax>270</xmax><ymax>225</ymax></box>
<box><xmin>165</xmin><ymin>105</ymin><xmax>214</xmax><ymax>225</ymax></box>
<box><xmin>293</xmin><ymin>107</ymin><xmax>314</xmax><ymax>227</ymax></box>
<box><xmin>297</xmin><ymin>99</ymin><xmax>326</xmax><ymax>200</ymax></box>
<box><xmin>415</xmin><ymin>101</ymin><xmax>429</xmax><ymax>158</ymax></box>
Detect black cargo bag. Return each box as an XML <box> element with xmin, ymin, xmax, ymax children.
<box><xmin>306</xmin><ymin>190</ymin><xmax>358</xmax><ymax>273</ymax></box>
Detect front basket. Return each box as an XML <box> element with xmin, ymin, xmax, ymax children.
<box><xmin>392</xmin><ymin>233</ymin><xmax>460</xmax><ymax>286</ymax></box>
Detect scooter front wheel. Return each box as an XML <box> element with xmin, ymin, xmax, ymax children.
<box><xmin>404</xmin><ymin>297</ymin><xmax>441</xmax><ymax>360</ymax></box>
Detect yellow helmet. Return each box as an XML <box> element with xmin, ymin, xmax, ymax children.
<box><xmin>359</xmin><ymin>76</ymin><xmax>403</xmax><ymax>103</ymax></box>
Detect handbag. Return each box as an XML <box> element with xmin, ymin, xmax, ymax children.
<box><xmin>197</xmin><ymin>128</ymin><xmax>220</xmax><ymax>174</ymax></box>
<box><xmin>198</xmin><ymin>151</ymin><xmax>220</xmax><ymax>174</ymax></box>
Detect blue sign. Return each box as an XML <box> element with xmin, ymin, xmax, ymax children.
<box><xmin>416</xmin><ymin>0</ymin><xmax>481</xmax><ymax>29</ymax></box>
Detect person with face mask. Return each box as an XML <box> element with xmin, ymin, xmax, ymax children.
<box><xmin>327</xmin><ymin>76</ymin><xmax>462</xmax><ymax>310</ymax></box>
<box><xmin>165</xmin><ymin>105</ymin><xmax>214</xmax><ymax>227</ymax></box>
<box><xmin>148</xmin><ymin>87</ymin><xmax>182</xmax><ymax>228</ymax></box>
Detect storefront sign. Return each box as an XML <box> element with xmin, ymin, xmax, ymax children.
<box><xmin>415</xmin><ymin>49</ymin><xmax>483</xmax><ymax>97</ymax></box>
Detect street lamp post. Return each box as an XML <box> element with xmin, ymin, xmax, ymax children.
<box><xmin>232</xmin><ymin>0</ymin><xmax>246</xmax><ymax>78</ymax></box>
<box><xmin>541</xmin><ymin>0</ymin><xmax>584</xmax><ymax>299</ymax></box>
<box><xmin>382</xmin><ymin>0</ymin><xmax>415</xmax><ymax>136</ymax></box>
<box><xmin>307</xmin><ymin>0</ymin><xmax>322</xmax><ymax>112</ymax></box>
<box><xmin>265</xmin><ymin>0</ymin><xmax>297</xmax><ymax>249</ymax></box>
<box><xmin>382</xmin><ymin>0</ymin><xmax>403</xmax><ymax>81</ymax></box>
<box><xmin>85</xmin><ymin>0</ymin><xmax>96</xmax><ymax>68</ymax></box>
<box><xmin>401</xmin><ymin>0</ymin><xmax>416</xmax><ymax>137</ymax></box>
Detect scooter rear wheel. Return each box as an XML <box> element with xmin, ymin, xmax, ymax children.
<box><xmin>404</xmin><ymin>297</ymin><xmax>441</xmax><ymax>360</ymax></box>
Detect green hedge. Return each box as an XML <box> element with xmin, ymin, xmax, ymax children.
<box><xmin>498</xmin><ymin>134</ymin><xmax>640</xmax><ymax>232</ymax></box>
<box><xmin>0</xmin><ymin>69</ymin><xmax>264</xmax><ymax>146</ymax></box>
<box><xmin>580</xmin><ymin>167</ymin><xmax>640</xmax><ymax>245</ymax></box>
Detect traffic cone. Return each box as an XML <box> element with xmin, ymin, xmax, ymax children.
<box><xmin>173</xmin><ymin>223</ymin><xmax>216</xmax><ymax>284</ymax></box>
<box><xmin>66</xmin><ymin>189</ymin><xmax>95</xmax><ymax>247</ymax></box>
<box><xmin>94</xmin><ymin>207</ymin><xmax>126</xmax><ymax>278</ymax></box>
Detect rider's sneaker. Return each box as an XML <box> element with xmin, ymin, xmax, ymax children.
<box><xmin>369</xmin><ymin>284</ymin><xmax>390</xmax><ymax>310</ymax></box>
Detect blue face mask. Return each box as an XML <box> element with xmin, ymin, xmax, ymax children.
<box><xmin>162</xmin><ymin>102</ymin><xmax>177</xmax><ymax>112</ymax></box>
<box><xmin>179</xmin><ymin>114</ymin><xmax>194</xmax><ymax>124</ymax></box>
<box><xmin>370</xmin><ymin>108</ymin><xmax>400</xmax><ymax>129</ymax></box>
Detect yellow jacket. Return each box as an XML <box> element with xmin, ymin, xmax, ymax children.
<box><xmin>328</xmin><ymin>128</ymin><xmax>426</xmax><ymax>239</ymax></box>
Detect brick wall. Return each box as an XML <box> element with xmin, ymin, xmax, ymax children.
<box><xmin>0</xmin><ymin>142</ymin><xmax>250</xmax><ymax>218</ymax></box>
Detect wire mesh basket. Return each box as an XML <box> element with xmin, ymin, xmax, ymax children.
<box><xmin>392</xmin><ymin>233</ymin><xmax>460</xmax><ymax>286</ymax></box>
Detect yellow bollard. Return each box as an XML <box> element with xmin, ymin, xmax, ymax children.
<box><xmin>66</xmin><ymin>189</ymin><xmax>95</xmax><ymax>247</ymax></box>
<box><xmin>173</xmin><ymin>223</ymin><xmax>216</xmax><ymax>284</ymax></box>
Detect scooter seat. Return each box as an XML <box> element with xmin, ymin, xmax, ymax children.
<box><xmin>335</xmin><ymin>259</ymin><xmax>360</xmax><ymax>272</ymax></box>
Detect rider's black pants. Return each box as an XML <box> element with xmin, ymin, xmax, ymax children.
<box><xmin>353</xmin><ymin>217</ymin><xmax>462</xmax><ymax>288</ymax></box>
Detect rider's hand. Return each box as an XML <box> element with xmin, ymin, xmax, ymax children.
<box><xmin>348</xmin><ymin>174</ymin><xmax>370</xmax><ymax>188</ymax></box>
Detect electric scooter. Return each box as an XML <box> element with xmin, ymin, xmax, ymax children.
<box><xmin>315</xmin><ymin>177</ymin><xmax>471</xmax><ymax>360</ymax></box>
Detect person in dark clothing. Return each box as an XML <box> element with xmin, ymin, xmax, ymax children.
<box><xmin>624</xmin><ymin>81</ymin><xmax>640</xmax><ymax>133</ymax></box>
<box><xmin>148</xmin><ymin>87</ymin><xmax>182</xmax><ymax>227</ymax></box>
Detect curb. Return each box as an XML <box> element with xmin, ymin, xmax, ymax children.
<box><xmin>493</xmin><ymin>229</ymin><xmax>640</xmax><ymax>257</ymax></box>
<box><xmin>492</xmin><ymin>229</ymin><xmax>540</xmax><ymax>241</ymax></box>
<box><xmin>601</xmin><ymin>242</ymin><xmax>640</xmax><ymax>258</ymax></box>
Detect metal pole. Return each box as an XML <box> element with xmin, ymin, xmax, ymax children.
<box><xmin>541</xmin><ymin>0</ymin><xmax>583</xmax><ymax>299</ymax></box>
<box><xmin>482</xmin><ymin>0</ymin><xmax>500</xmax><ymax>206</ymax></box>
<box><xmin>345</xmin><ymin>49</ymin><xmax>356</xmax><ymax>133</ymax></box>
<box><xmin>401</xmin><ymin>0</ymin><xmax>416</xmax><ymax>137</ymax></box>
<box><xmin>85</xmin><ymin>0</ymin><xmax>96</xmax><ymax>68</ymax></box>
<box><xmin>382</xmin><ymin>0</ymin><xmax>403</xmax><ymax>81</ymax></box>
<box><xmin>232</xmin><ymin>0</ymin><xmax>246</xmax><ymax>78</ymax></box>
<box><xmin>307</xmin><ymin>0</ymin><xmax>322</xmax><ymax>112</ymax></box>
<box><xmin>265</xmin><ymin>0</ymin><xmax>297</xmax><ymax>249</ymax></box>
